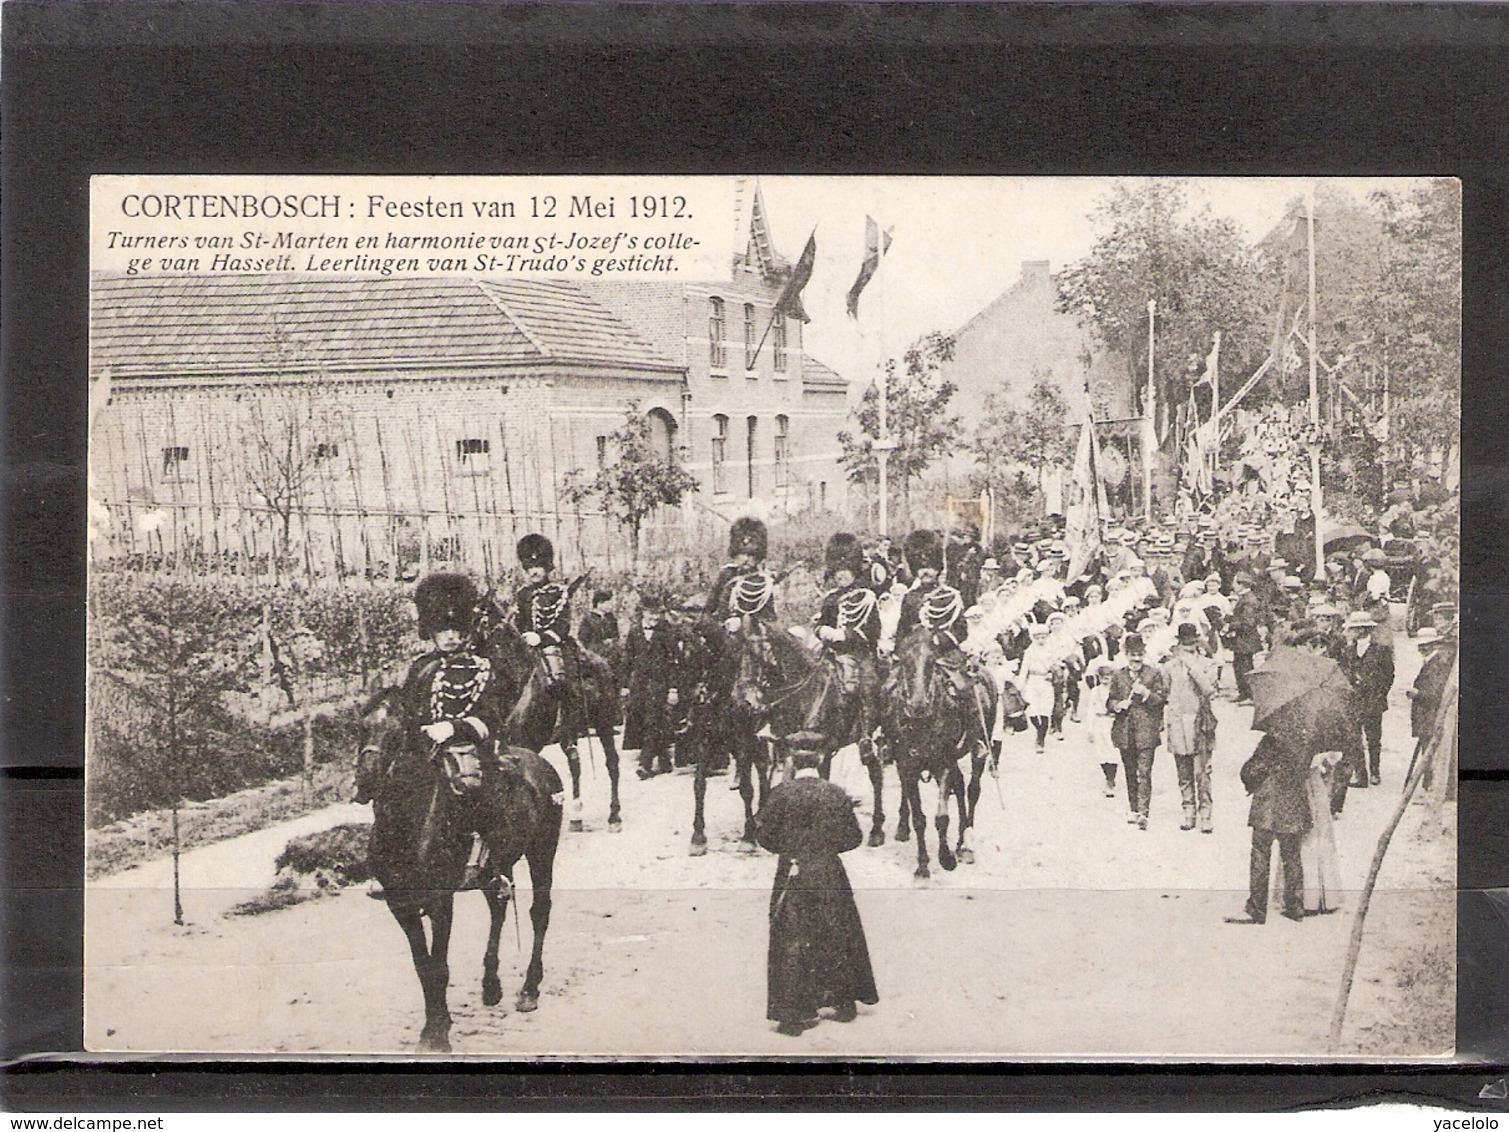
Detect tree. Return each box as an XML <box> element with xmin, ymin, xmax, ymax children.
<box><xmin>561</xmin><ymin>403</ymin><xmax>700</xmax><ymax>563</ymax></box>
<box><xmin>1369</xmin><ymin>179</ymin><xmax>1461</xmax><ymax>479</ymax></box>
<box><xmin>837</xmin><ymin>331</ymin><xmax>962</xmax><ymax>520</ymax></box>
<box><xmin>968</xmin><ymin>377</ymin><xmax>1076</xmax><ymax>505</ymax></box>
<box><xmin>1057</xmin><ymin>180</ymin><xmax>1267</xmax><ymax>445</ymax></box>
<box><xmin>243</xmin><ymin>388</ymin><xmax>332</xmax><ymax>580</ymax></box>
<box><xmin>90</xmin><ymin>576</ymin><xmax>261</xmax><ymax>924</ymax></box>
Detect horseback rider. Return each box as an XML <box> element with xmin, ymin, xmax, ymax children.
<box><xmin>894</xmin><ymin>528</ymin><xmax>991</xmax><ymax>755</ymax></box>
<box><xmin>708</xmin><ymin>517</ymin><xmax>778</xmax><ymax>631</ymax></box>
<box><xmin>354</xmin><ymin>571</ymin><xmax>508</xmax><ymax>804</ymax></box>
<box><xmin>813</xmin><ymin>532</ymin><xmax>884</xmax><ymax>766</ymax></box>
<box><xmin>513</xmin><ymin>532</ymin><xmax>586</xmax><ymax>758</ymax></box>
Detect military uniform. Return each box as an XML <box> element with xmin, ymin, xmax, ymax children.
<box><xmin>355</xmin><ymin>572</ymin><xmax>506</xmax><ymax>803</ymax></box>
<box><xmin>513</xmin><ymin>533</ymin><xmax>585</xmax><ymax>748</ymax></box>
<box><xmin>708</xmin><ymin>517</ymin><xmax>779</xmax><ymax>628</ymax></box>
<box><xmin>814</xmin><ymin>533</ymin><xmax>884</xmax><ymax>761</ymax></box>
<box><xmin>896</xmin><ymin>529</ymin><xmax>990</xmax><ymax>753</ymax></box>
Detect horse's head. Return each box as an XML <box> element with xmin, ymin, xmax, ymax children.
<box><xmin>355</xmin><ymin>685</ymin><xmax>408</xmax><ymax>802</ymax></box>
<box><xmin>889</xmin><ymin>628</ymin><xmax>942</xmax><ymax>723</ymax></box>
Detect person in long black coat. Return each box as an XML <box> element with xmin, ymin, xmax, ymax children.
<box><xmin>622</xmin><ymin>594</ymin><xmax>679</xmax><ymax>778</ymax></box>
<box><xmin>756</xmin><ymin>750</ymin><xmax>879</xmax><ymax>1036</ymax></box>
<box><xmin>1228</xmin><ymin>732</ymin><xmax>1312</xmax><ymax>925</ymax></box>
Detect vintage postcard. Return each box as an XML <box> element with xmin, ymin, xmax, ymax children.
<box><xmin>84</xmin><ymin>174</ymin><xmax>1458</xmax><ymax>1057</ymax></box>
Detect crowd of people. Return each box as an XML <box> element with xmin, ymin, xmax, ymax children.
<box><xmin>355</xmin><ymin>470</ymin><xmax>1459</xmax><ymax>1034</ymax></box>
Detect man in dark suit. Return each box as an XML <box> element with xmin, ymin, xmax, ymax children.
<box><xmin>1227</xmin><ymin>572</ymin><xmax>1267</xmax><ymax>704</ymax></box>
<box><xmin>1343</xmin><ymin>610</ymin><xmax>1395</xmax><ymax>787</ymax></box>
<box><xmin>1107</xmin><ymin>633</ymin><xmax>1168</xmax><ymax>830</ymax></box>
<box><xmin>1228</xmin><ymin>730</ymin><xmax>1311</xmax><ymax>925</ymax></box>
<box><xmin>623</xmin><ymin>590</ymin><xmax>678</xmax><ymax>779</ymax></box>
<box><xmin>756</xmin><ymin>747</ymin><xmax>879</xmax><ymax>1037</ymax></box>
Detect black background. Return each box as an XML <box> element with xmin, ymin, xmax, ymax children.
<box><xmin>4</xmin><ymin>1</ymin><xmax>1507</xmax><ymax>1109</ymax></box>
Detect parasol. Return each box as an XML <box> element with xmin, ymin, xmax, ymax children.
<box><xmin>1323</xmin><ymin>522</ymin><xmax>1376</xmax><ymax>555</ymax></box>
<box><xmin>1247</xmin><ymin>646</ymin><xmax>1355</xmax><ymax>756</ymax></box>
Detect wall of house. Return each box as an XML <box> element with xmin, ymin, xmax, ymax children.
<box><xmin>89</xmin><ymin>364</ymin><xmax>687</xmax><ymax>578</ymax></box>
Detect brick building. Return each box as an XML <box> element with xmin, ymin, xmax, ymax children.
<box><xmin>88</xmin><ymin>198</ymin><xmax>851</xmax><ymax>577</ymax></box>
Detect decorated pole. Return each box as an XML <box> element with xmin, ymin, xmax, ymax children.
<box><xmin>1307</xmin><ymin>190</ymin><xmax>1325</xmax><ymax>577</ymax></box>
<box><xmin>1144</xmin><ymin>299</ymin><xmax>1156</xmax><ymax>518</ymax></box>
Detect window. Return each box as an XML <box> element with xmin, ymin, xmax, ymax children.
<box><xmin>313</xmin><ymin>442</ymin><xmax>339</xmax><ymax>461</ymax></box>
<box><xmin>161</xmin><ymin>445</ymin><xmax>189</xmax><ymax>478</ymax></box>
<box><xmin>711</xmin><ymin>414</ymin><xmax>729</xmax><ymax>494</ymax></box>
<box><xmin>773</xmin><ymin>313</ymin><xmax>789</xmax><ymax>374</ymax></box>
<box><xmin>743</xmin><ymin>303</ymin><xmax>757</xmax><ymax>370</ymax></box>
<box><xmin>773</xmin><ymin>414</ymin><xmax>791</xmax><ymax>490</ymax></box>
<box><xmin>456</xmin><ymin>437</ymin><xmax>490</xmax><ymax>473</ymax></box>
<box><xmin>746</xmin><ymin>415</ymin><xmax>758</xmax><ymax>497</ymax></box>
<box><xmin>708</xmin><ymin>297</ymin><xmax>727</xmax><ymax>370</ymax></box>
<box><xmin>595</xmin><ymin>435</ymin><xmax>608</xmax><ymax>470</ymax></box>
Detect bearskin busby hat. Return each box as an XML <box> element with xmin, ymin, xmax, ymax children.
<box><xmin>517</xmin><ymin>533</ymin><xmax>555</xmax><ymax>571</ymax></box>
<box><xmin>903</xmin><ymin>528</ymin><xmax>943</xmax><ymax>573</ymax></box>
<box><xmin>824</xmin><ymin>532</ymin><xmax>865</xmax><ymax>580</ymax></box>
<box><xmin>729</xmin><ymin>516</ymin><xmax>768</xmax><ymax>560</ymax></box>
<box><xmin>415</xmin><ymin>572</ymin><xmax>479</xmax><ymax>639</ymax></box>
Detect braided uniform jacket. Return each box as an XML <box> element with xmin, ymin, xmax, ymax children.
<box><xmin>708</xmin><ymin>563</ymin><xmax>778</xmax><ymax>624</ymax></box>
<box><xmin>514</xmin><ymin>580</ymin><xmax>572</xmax><ymax>645</ymax></box>
<box><xmin>896</xmin><ymin>581</ymin><xmax>966</xmax><ymax>650</ymax></box>
<box><xmin>399</xmin><ymin>647</ymin><xmax>505</xmax><ymax>747</ymax></box>
<box><xmin>815</xmin><ymin>583</ymin><xmax>882</xmax><ymax>656</ymax></box>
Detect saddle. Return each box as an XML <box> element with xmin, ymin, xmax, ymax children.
<box><xmin>831</xmin><ymin>652</ymin><xmax>862</xmax><ymax>696</ymax></box>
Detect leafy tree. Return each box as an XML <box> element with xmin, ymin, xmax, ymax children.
<box><xmin>1368</xmin><ymin>179</ymin><xmax>1461</xmax><ymax>479</ymax></box>
<box><xmin>1057</xmin><ymin>180</ymin><xmax>1267</xmax><ymax>446</ymax></box>
<box><xmin>838</xmin><ymin>331</ymin><xmax>962</xmax><ymax>520</ymax></box>
<box><xmin>90</xmin><ymin>576</ymin><xmax>261</xmax><ymax>923</ymax></box>
<box><xmin>968</xmin><ymin>377</ymin><xmax>1076</xmax><ymax>504</ymax></box>
<box><xmin>561</xmin><ymin>403</ymin><xmax>701</xmax><ymax>564</ymax></box>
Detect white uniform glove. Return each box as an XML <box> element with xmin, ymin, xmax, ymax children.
<box><xmin>723</xmin><ymin>616</ymin><xmax>742</xmax><ymax>634</ymax></box>
<box><xmin>421</xmin><ymin>721</ymin><xmax>456</xmax><ymax>744</ymax></box>
<box><xmin>817</xmin><ymin>625</ymin><xmax>842</xmax><ymax>642</ymax></box>
<box><xmin>522</xmin><ymin>631</ymin><xmax>542</xmax><ymax>647</ymax></box>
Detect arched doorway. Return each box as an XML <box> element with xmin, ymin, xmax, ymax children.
<box><xmin>646</xmin><ymin>407</ymin><xmax>678</xmax><ymax>463</ymax></box>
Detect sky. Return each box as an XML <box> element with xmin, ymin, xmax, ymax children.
<box><xmin>751</xmin><ymin>176</ymin><xmax>1430</xmax><ymax>384</ymax></box>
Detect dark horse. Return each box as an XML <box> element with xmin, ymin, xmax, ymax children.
<box><xmin>683</xmin><ymin>617</ymin><xmax>787</xmax><ymax>855</ymax></box>
<box><xmin>882</xmin><ymin>629</ymin><xmax>998</xmax><ymax>882</ymax></box>
<box><xmin>356</xmin><ymin>686</ymin><xmax>563</xmax><ymax>1053</ymax></box>
<box><xmin>734</xmin><ymin>631</ymin><xmax>892</xmax><ymax>849</ymax></box>
<box><xmin>472</xmin><ymin>597</ymin><xmax>623</xmax><ymax>833</ymax></box>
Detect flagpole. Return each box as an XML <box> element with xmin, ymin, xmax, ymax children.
<box><xmin>1209</xmin><ymin>330</ymin><xmax>1221</xmax><ymax>489</ymax></box>
<box><xmin>875</xmin><ymin>275</ymin><xmax>893</xmax><ymax>539</ymax></box>
<box><xmin>1144</xmin><ymin>299</ymin><xmax>1156</xmax><ymax>519</ymax></box>
<box><xmin>1307</xmin><ymin>188</ymin><xmax>1325</xmax><ymax>578</ymax></box>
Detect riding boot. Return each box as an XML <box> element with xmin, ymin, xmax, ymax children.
<box><xmin>1101</xmin><ymin>762</ymin><xmax>1118</xmax><ymax>798</ymax></box>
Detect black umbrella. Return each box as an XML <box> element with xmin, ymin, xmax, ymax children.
<box><xmin>1323</xmin><ymin>522</ymin><xmax>1376</xmax><ymax>556</ymax></box>
<box><xmin>1248</xmin><ymin>645</ymin><xmax>1355</xmax><ymax>756</ymax></box>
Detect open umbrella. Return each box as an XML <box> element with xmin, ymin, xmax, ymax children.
<box><xmin>1323</xmin><ymin>522</ymin><xmax>1376</xmax><ymax>556</ymax></box>
<box><xmin>1247</xmin><ymin>645</ymin><xmax>1355</xmax><ymax>756</ymax></box>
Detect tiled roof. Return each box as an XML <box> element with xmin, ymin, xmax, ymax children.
<box><xmin>90</xmin><ymin>274</ymin><xmax>679</xmax><ymax>378</ymax></box>
<box><xmin>802</xmin><ymin>355</ymin><xmax>848</xmax><ymax>388</ymax></box>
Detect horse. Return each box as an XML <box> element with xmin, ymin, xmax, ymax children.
<box><xmin>356</xmin><ymin>686</ymin><xmax>563</xmax><ymax>1053</ymax></box>
<box><xmin>734</xmin><ymin>628</ymin><xmax>892</xmax><ymax>849</ymax></box>
<box><xmin>882</xmin><ymin>628</ymin><xmax>997</xmax><ymax>882</ymax></box>
<box><xmin>680</xmin><ymin>616</ymin><xmax>787</xmax><ymax>855</ymax></box>
<box><xmin>472</xmin><ymin>597</ymin><xmax>623</xmax><ymax>833</ymax></box>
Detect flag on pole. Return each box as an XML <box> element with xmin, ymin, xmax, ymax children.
<box><xmin>1065</xmin><ymin>418</ymin><xmax>1108</xmax><ymax>582</ymax></box>
<box><xmin>846</xmin><ymin>215</ymin><xmax>893</xmax><ymax>319</ymax></box>
<box><xmin>774</xmin><ymin>233</ymin><xmax>817</xmax><ymax>324</ymax></box>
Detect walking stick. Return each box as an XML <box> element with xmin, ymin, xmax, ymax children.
<box><xmin>1327</xmin><ymin>658</ymin><xmax>1457</xmax><ymax>1052</ymax></box>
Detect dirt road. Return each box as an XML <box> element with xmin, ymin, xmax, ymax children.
<box><xmin>85</xmin><ymin>639</ymin><xmax>1454</xmax><ymax>1057</ymax></box>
